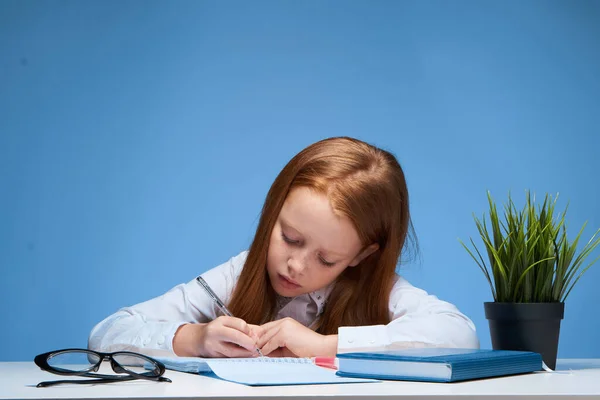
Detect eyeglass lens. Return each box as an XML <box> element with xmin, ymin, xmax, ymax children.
<box><xmin>48</xmin><ymin>351</ymin><xmax>101</xmax><ymax>373</ymax></box>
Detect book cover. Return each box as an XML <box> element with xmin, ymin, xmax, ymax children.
<box><xmin>336</xmin><ymin>348</ymin><xmax>543</xmax><ymax>382</ymax></box>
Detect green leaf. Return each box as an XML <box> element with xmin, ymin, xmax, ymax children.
<box><xmin>459</xmin><ymin>191</ymin><xmax>600</xmax><ymax>303</ymax></box>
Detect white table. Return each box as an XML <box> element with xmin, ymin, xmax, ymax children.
<box><xmin>1</xmin><ymin>359</ymin><xmax>599</xmax><ymax>400</ymax></box>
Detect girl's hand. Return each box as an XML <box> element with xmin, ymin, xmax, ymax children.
<box><xmin>173</xmin><ymin>316</ymin><xmax>261</xmax><ymax>358</ymax></box>
<box><xmin>256</xmin><ymin>317</ymin><xmax>338</xmax><ymax>358</ymax></box>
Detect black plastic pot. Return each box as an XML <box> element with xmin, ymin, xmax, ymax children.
<box><xmin>484</xmin><ymin>302</ymin><xmax>564</xmax><ymax>370</ymax></box>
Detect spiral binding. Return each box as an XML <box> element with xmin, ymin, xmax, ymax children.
<box><xmin>226</xmin><ymin>357</ymin><xmax>312</xmax><ymax>364</ymax></box>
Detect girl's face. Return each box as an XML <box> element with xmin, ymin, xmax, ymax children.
<box><xmin>267</xmin><ymin>186</ymin><xmax>376</xmax><ymax>297</ymax></box>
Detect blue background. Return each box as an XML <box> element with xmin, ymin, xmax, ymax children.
<box><xmin>1</xmin><ymin>0</ymin><xmax>599</xmax><ymax>361</ymax></box>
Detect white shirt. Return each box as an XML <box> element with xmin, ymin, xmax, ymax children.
<box><xmin>88</xmin><ymin>251</ymin><xmax>479</xmax><ymax>357</ymax></box>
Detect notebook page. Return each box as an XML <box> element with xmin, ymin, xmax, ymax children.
<box><xmin>206</xmin><ymin>357</ymin><xmax>377</xmax><ymax>386</ymax></box>
<box><xmin>155</xmin><ymin>356</ymin><xmax>378</xmax><ymax>386</ymax></box>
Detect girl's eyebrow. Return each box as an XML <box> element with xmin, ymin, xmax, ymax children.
<box><xmin>279</xmin><ymin>218</ymin><xmax>300</xmax><ymax>234</ymax></box>
<box><xmin>279</xmin><ymin>218</ymin><xmax>346</xmax><ymax>258</ymax></box>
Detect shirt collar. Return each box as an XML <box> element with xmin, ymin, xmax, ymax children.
<box><xmin>308</xmin><ymin>282</ymin><xmax>335</xmax><ymax>315</ymax></box>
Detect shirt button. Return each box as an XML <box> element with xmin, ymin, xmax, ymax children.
<box><xmin>347</xmin><ymin>339</ymin><xmax>354</xmax><ymax>343</ymax></box>
<box><xmin>143</xmin><ymin>338</ymin><xmax>150</xmax><ymax>346</ymax></box>
<box><xmin>369</xmin><ymin>340</ymin><xmax>376</xmax><ymax>344</ymax></box>
<box><xmin>157</xmin><ymin>336</ymin><xmax>165</xmax><ymax>345</ymax></box>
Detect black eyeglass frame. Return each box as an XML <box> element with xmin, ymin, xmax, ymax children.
<box><xmin>34</xmin><ymin>348</ymin><xmax>171</xmax><ymax>387</ymax></box>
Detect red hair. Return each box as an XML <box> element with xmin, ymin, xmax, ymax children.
<box><xmin>228</xmin><ymin>137</ymin><xmax>416</xmax><ymax>334</ymax></box>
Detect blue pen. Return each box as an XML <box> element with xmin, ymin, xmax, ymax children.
<box><xmin>196</xmin><ymin>276</ymin><xmax>264</xmax><ymax>357</ymax></box>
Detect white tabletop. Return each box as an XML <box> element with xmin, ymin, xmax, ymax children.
<box><xmin>1</xmin><ymin>359</ymin><xmax>600</xmax><ymax>400</ymax></box>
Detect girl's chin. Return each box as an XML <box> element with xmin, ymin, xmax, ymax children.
<box><xmin>273</xmin><ymin>284</ymin><xmax>301</xmax><ymax>297</ymax></box>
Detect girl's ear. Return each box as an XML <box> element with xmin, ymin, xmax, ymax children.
<box><xmin>348</xmin><ymin>243</ymin><xmax>379</xmax><ymax>267</ymax></box>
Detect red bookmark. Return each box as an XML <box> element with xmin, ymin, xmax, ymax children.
<box><xmin>313</xmin><ymin>357</ymin><xmax>337</xmax><ymax>370</ymax></box>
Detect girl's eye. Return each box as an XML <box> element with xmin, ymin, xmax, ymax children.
<box><xmin>319</xmin><ymin>256</ymin><xmax>335</xmax><ymax>267</ymax></box>
<box><xmin>281</xmin><ymin>233</ymin><xmax>299</xmax><ymax>245</ymax></box>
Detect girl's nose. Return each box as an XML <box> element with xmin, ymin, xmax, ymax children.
<box><xmin>287</xmin><ymin>253</ymin><xmax>308</xmax><ymax>275</ymax></box>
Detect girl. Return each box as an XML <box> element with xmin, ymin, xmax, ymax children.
<box><xmin>89</xmin><ymin>137</ymin><xmax>479</xmax><ymax>358</ymax></box>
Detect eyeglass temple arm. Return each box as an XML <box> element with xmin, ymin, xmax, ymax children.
<box><xmin>37</xmin><ymin>376</ymin><xmax>171</xmax><ymax>388</ymax></box>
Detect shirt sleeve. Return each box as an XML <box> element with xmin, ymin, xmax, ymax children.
<box><xmin>337</xmin><ymin>276</ymin><xmax>479</xmax><ymax>353</ymax></box>
<box><xmin>87</xmin><ymin>251</ymin><xmax>247</xmax><ymax>357</ymax></box>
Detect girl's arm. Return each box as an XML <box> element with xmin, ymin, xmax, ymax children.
<box><xmin>87</xmin><ymin>251</ymin><xmax>247</xmax><ymax>357</ymax></box>
<box><xmin>337</xmin><ymin>276</ymin><xmax>479</xmax><ymax>354</ymax></box>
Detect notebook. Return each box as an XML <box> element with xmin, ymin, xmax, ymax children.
<box><xmin>154</xmin><ymin>356</ymin><xmax>379</xmax><ymax>386</ymax></box>
<box><xmin>336</xmin><ymin>348</ymin><xmax>543</xmax><ymax>383</ymax></box>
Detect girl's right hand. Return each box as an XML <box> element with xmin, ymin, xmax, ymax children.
<box><xmin>172</xmin><ymin>316</ymin><xmax>260</xmax><ymax>358</ymax></box>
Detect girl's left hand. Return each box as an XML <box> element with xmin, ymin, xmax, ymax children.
<box><xmin>256</xmin><ymin>317</ymin><xmax>337</xmax><ymax>358</ymax></box>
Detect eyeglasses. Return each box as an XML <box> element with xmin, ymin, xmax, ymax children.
<box><xmin>34</xmin><ymin>348</ymin><xmax>172</xmax><ymax>387</ymax></box>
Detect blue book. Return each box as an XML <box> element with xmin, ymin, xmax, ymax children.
<box><xmin>336</xmin><ymin>348</ymin><xmax>543</xmax><ymax>382</ymax></box>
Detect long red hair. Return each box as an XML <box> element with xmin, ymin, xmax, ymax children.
<box><xmin>228</xmin><ymin>137</ymin><xmax>416</xmax><ymax>334</ymax></box>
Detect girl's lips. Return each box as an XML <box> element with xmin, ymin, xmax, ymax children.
<box><xmin>278</xmin><ymin>274</ymin><xmax>301</xmax><ymax>289</ymax></box>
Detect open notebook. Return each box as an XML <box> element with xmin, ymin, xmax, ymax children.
<box><xmin>154</xmin><ymin>356</ymin><xmax>378</xmax><ymax>386</ymax></box>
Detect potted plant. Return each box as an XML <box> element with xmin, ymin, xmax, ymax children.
<box><xmin>460</xmin><ymin>191</ymin><xmax>600</xmax><ymax>369</ymax></box>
